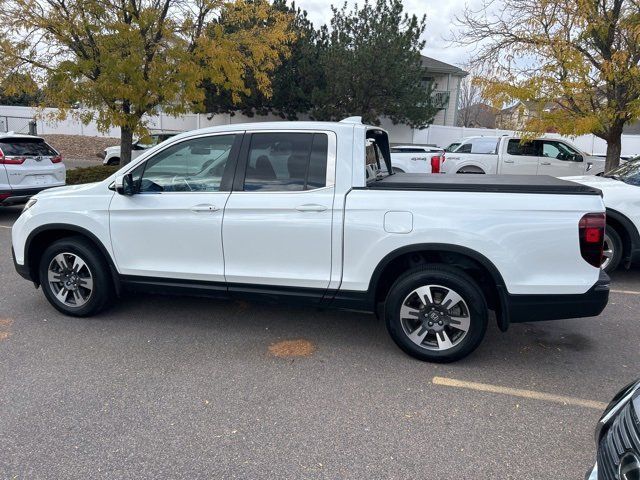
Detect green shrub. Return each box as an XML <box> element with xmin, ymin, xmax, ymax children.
<box><xmin>66</xmin><ymin>165</ymin><xmax>119</xmax><ymax>185</ymax></box>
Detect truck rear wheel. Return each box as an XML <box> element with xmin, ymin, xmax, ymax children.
<box><xmin>385</xmin><ymin>264</ymin><xmax>488</xmax><ymax>363</ymax></box>
<box><xmin>457</xmin><ymin>166</ymin><xmax>485</xmax><ymax>174</ymax></box>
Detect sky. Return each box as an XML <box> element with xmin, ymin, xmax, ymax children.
<box><xmin>294</xmin><ymin>0</ymin><xmax>482</xmax><ymax>68</ymax></box>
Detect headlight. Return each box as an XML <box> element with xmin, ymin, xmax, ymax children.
<box><xmin>22</xmin><ymin>197</ymin><xmax>37</xmax><ymax>212</ymax></box>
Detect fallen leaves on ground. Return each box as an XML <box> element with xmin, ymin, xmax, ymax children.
<box><xmin>268</xmin><ymin>339</ymin><xmax>316</xmax><ymax>358</ymax></box>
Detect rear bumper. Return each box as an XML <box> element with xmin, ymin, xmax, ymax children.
<box><xmin>506</xmin><ymin>271</ymin><xmax>610</xmax><ymax>323</ymax></box>
<box><xmin>0</xmin><ymin>186</ymin><xmax>60</xmax><ymax>206</ymax></box>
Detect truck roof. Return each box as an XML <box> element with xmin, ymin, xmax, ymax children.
<box><xmin>171</xmin><ymin>121</ymin><xmax>385</xmax><ymax>141</ymax></box>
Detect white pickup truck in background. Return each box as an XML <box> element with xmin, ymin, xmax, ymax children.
<box><xmin>389</xmin><ymin>145</ymin><xmax>445</xmax><ymax>174</ymax></box>
<box><xmin>12</xmin><ymin>119</ymin><xmax>609</xmax><ymax>363</ymax></box>
<box><xmin>442</xmin><ymin>136</ymin><xmax>605</xmax><ymax>176</ymax></box>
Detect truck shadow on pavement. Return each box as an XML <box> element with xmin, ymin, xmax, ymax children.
<box><xmin>99</xmin><ymin>290</ymin><xmax>603</xmax><ymax>370</ymax></box>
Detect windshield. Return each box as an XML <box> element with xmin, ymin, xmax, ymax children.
<box><xmin>604</xmin><ymin>157</ymin><xmax>640</xmax><ymax>186</ymax></box>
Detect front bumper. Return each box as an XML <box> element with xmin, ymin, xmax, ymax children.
<box><xmin>1</xmin><ymin>186</ymin><xmax>59</xmax><ymax>206</ymax></box>
<box><xmin>506</xmin><ymin>270</ymin><xmax>610</xmax><ymax>323</ymax></box>
<box><xmin>12</xmin><ymin>246</ymin><xmax>32</xmax><ymax>282</ymax></box>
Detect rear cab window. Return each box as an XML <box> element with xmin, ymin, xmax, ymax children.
<box><xmin>365</xmin><ymin>129</ymin><xmax>392</xmax><ymax>183</ymax></box>
<box><xmin>390</xmin><ymin>147</ymin><xmax>427</xmax><ymax>154</ymax></box>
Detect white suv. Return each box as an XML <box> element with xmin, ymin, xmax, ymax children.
<box><xmin>0</xmin><ymin>133</ymin><xmax>66</xmax><ymax>206</ymax></box>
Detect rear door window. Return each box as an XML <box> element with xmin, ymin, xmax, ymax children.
<box><xmin>243</xmin><ymin>132</ymin><xmax>328</xmax><ymax>191</ymax></box>
<box><xmin>506</xmin><ymin>139</ymin><xmax>539</xmax><ymax>156</ymax></box>
<box><xmin>0</xmin><ymin>139</ymin><xmax>57</xmax><ymax>156</ymax></box>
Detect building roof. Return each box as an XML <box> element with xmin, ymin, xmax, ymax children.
<box><xmin>420</xmin><ymin>56</ymin><xmax>468</xmax><ymax>76</ymax></box>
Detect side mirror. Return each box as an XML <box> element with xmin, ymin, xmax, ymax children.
<box><xmin>573</xmin><ymin>153</ymin><xmax>584</xmax><ymax>162</ymax></box>
<box><xmin>115</xmin><ymin>173</ymin><xmax>136</xmax><ymax>195</ymax></box>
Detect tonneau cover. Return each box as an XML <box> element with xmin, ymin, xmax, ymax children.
<box><xmin>368</xmin><ymin>174</ymin><xmax>602</xmax><ymax>196</ymax></box>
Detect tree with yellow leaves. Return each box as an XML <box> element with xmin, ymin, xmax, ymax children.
<box><xmin>456</xmin><ymin>0</ymin><xmax>640</xmax><ymax>171</ymax></box>
<box><xmin>0</xmin><ymin>0</ymin><xmax>293</xmax><ymax>164</ymax></box>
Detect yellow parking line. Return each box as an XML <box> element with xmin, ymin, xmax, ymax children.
<box><xmin>432</xmin><ymin>376</ymin><xmax>607</xmax><ymax>410</ymax></box>
<box><xmin>611</xmin><ymin>289</ymin><xmax>640</xmax><ymax>296</ymax></box>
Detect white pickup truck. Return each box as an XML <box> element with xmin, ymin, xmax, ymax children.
<box><xmin>11</xmin><ymin>119</ymin><xmax>610</xmax><ymax>362</ymax></box>
<box><xmin>442</xmin><ymin>135</ymin><xmax>605</xmax><ymax>176</ymax></box>
<box><xmin>389</xmin><ymin>145</ymin><xmax>445</xmax><ymax>174</ymax></box>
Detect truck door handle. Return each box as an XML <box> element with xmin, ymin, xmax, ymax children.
<box><xmin>296</xmin><ymin>204</ymin><xmax>327</xmax><ymax>212</ymax></box>
<box><xmin>191</xmin><ymin>204</ymin><xmax>219</xmax><ymax>212</ymax></box>
<box><xmin>540</xmin><ymin>161</ymin><xmax>551</xmax><ymax>165</ymax></box>
<box><xmin>504</xmin><ymin>159</ymin><xmax>515</xmax><ymax>163</ymax></box>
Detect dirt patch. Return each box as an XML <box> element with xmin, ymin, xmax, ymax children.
<box><xmin>0</xmin><ymin>318</ymin><xmax>13</xmax><ymax>340</ymax></box>
<box><xmin>0</xmin><ymin>318</ymin><xmax>13</xmax><ymax>327</ymax></box>
<box><xmin>268</xmin><ymin>339</ymin><xmax>316</xmax><ymax>358</ymax></box>
<box><xmin>41</xmin><ymin>134</ymin><xmax>119</xmax><ymax>160</ymax></box>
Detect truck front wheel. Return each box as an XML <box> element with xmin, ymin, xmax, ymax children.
<box><xmin>385</xmin><ymin>264</ymin><xmax>488</xmax><ymax>363</ymax></box>
<box><xmin>39</xmin><ymin>237</ymin><xmax>114</xmax><ymax>317</ymax></box>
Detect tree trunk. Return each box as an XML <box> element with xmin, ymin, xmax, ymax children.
<box><xmin>604</xmin><ymin>130</ymin><xmax>623</xmax><ymax>173</ymax></box>
<box><xmin>120</xmin><ymin>126</ymin><xmax>134</xmax><ymax>166</ymax></box>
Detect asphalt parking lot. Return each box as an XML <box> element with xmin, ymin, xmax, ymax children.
<box><xmin>1</xmin><ymin>205</ymin><xmax>639</xmax><ymax>479</ymax></box>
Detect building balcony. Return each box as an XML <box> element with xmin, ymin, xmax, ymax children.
<box><xmin>431</xmin><ymin>90</ymin><xmax>451</xmax><ymax>110</ymax></box>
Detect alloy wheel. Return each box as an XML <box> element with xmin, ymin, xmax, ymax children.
<box><xmin>602</xmin><ymin>232</ymin><xmax>615</xmax><ymax>271</ymax></box>
<box><xmin>399</xmin><ymin>284</ymin><xmax>471</xmax><ymax>351</ymax></box>
<box><xmin>47</xmin><ymin>252</ymin><xmax>94</xmax><ymax>308</ymax></box>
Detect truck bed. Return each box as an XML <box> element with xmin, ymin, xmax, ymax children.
<box><xmin>368</xmin><ymin>174</ymin><xmax>602</xmax><ymax>196</ymax></box>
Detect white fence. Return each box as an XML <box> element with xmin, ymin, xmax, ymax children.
<box><xmin>3</xmin><ymin>104</ymin><xmax>640</xmax><ymax>156</ymax></box>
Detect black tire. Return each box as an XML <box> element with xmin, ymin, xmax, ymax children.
<box><xmin>602</xmin><ymin>225</ymin><xmax>623</xmax><ymax>273</ymax></box>
<box><xmin>39</xmin><ymin>236</ymin><xmax>114</xmax><ymax>316</ymax></box>
<box><xmin>392</xmin><ymin>167</ymin><xmax>405</xmax><ymax>173</ymax></box>
<box><xmin>107</xmin><ymin>157</ymin><xmax>120</xmax><ymax>166</ymax></box>
<box><xmin>385</xmin><ymin>264</ymin><xmax>488</xmax><ymax>363</ymax></box>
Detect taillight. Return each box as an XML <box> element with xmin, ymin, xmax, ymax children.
<box><xmin>51</xmin><ymin>155</ymin><xmax>63</xmax><ymax>163</ymax></box>
<box><xmin>0</xmin><ymin>193</ymin><xmax>11</xmax><ymax>201</ymax></box>
<box><xmin>0</xmin><ymin>156</ymin><xmax>26</xmax><ymax>165</ymax></box>
<box><xmin>431</xmin><ymin>155</ymin><xmax>441</xmax><ymax>173</ymax></box>
<box><xmin>0</xmin><ymin>149</ymin><xmax>26</xmax><ymax>165</ymax></box>
<box><xmin>579</xmin><ymin>212</ymin><xmax>606</xmax><ymax>268</ymax></box>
